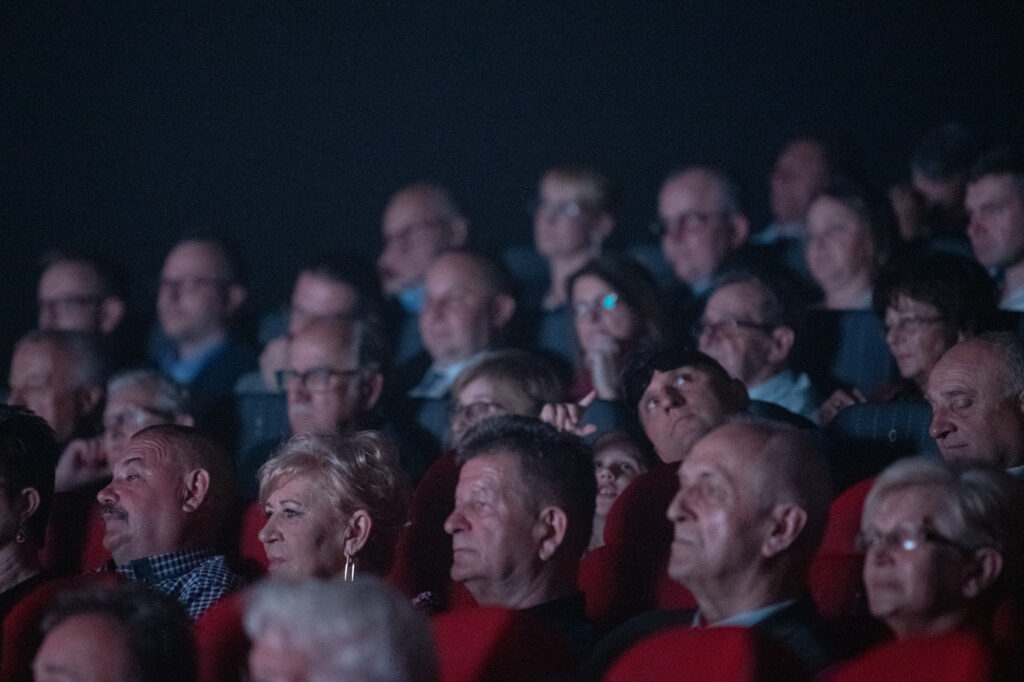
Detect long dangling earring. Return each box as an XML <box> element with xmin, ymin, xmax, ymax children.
<box><xmin>343</xmin><ymin>553</ymin><xmax>356</xmax><ymax>581</ymax></box>
<box><xmin>15</xmin><ymin>527</ymin><xmax>26</xmax><ymax>544</ymax></box>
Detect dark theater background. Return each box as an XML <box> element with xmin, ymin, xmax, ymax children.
<box><xmin>2</xmin><ymin>1</ymin><xmax>1022</xmax><ymax>364</ymax></box>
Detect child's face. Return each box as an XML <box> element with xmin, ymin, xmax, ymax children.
<box><xmin>593</xmin><ymin>442</ymin><xmax>647</xmax><ymax>517</ymax></box>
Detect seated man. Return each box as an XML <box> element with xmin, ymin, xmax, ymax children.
<box><xmin>444</xmin><ymin>415</ymin><xmax>596</xmax><ymax>659</ymax></box>
<box><xmin>377</xmin><ymin>182</ymin><xmax>469</xmax><ymax>364</ymax></box>
<box><xmin>593</xmin><ymin>419</ymin><xmax>839</xmax><ymax>677</ymax></box>
<box><xmin>758</xmin><ymin>136</ymin><xmax>833</xmax><ymax>245</ymax></box>
<box><xmin>36</xmin><ymin>251</ymin><xmax>129</xmax><ymax>350</ymax></box>
<box><xmin>964</xmin><ymin>146</ymin><xmax>1024</xmax><ymax>310</ymax></box>
<box><xmin>927</xmin><ymin>332</ymin><xmax>1024</xmax><ymax>475</ymax></box>
<box><xmin>149</xmin><ymin>236</ymin><xmax>254</xmax><ymax>437</ymax></box>
<box><xmin>32</xmin><ymin>582</ymin><xmax>196</xmax><ymax>682</ymax></box>
<box><xmin>696</xmin><ymin>272</ymin><xmax>817</xmax><ymax>421</ymax></box>
<box><xmin>96</xmin><ymin>424</ymin><xmax>242</xmax><ymax>619</ymax></box>
<box><xmin>244</xmin><ymin>577</ymin><xmax>436</xmax><ymax>682</ymax></box>
<box><xmin>8</xmin><ymin>329</ymin><xmax>105</xmax><ymax>445</ymax></box>
<box><xmin>392</xmin><ymin>250</ymin><xmax>515</xmax><ymax>457</ymax></box>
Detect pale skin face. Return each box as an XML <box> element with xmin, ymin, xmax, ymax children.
<box><xmin>287</xmin><ymin>272</ymin><xmax>359</xmax><ymax>335</ymax></box>
<box><xmin>8</xmin><ymin>339</ymin><xmax>100</xmax><ymax>443</ymax></box>
<box><xmin>770</xmin><ymin>139</ymin><xmax>829</xmax><ymax>224</ymax></box>
<box><xmin>593</xmin><ymin>439</ymin><xmax>647</xmax><ymax>517</ymax></box>
<box><xmin>450</xmin><ymin>376</ymin><xmax>510</xmax><ymax>446</ymax></box>
<box><xmin>533</xmin><ymin>174</ymin><xmax>610</xmax><ymax>261</ymax></box>
<box><xmin>965</xmin><ymin>174</ymin><xmax>1024</xmax><ymax>270</ymax></box>
<box><xmin>419</xmin><ymin>254</ymin><xmax>513</xmax><ymax>367</ymax></box>
<box><xmin>258</xmin><ymin>474</ymin><xmax>348</xmax><ymax>578</ymax></box>
<box><xmin>883</xmin><ymin>296</ymin><xmax>956</xmax><ymax>390</ymax></box>
<box><xmin>96</xmin><ymin>436</ymin><xmax>205</xmax><ymax>564</ymax></box>
<box><xmin>33</xmin><ymin>613</ymin><xmax>136</xmax><ymax>682</ymax></box>
<box><xmin>38</xmin><ymin>261</ymin><xmax>122</xmax><ymax>334</ymax></box>
<box><xmin>926</xmin><ymin>340</ymin><xmax>1024</xmax><ymax>468</ymax></box>
<box><xmin>862</xmin><ymin>486</ymin><xmax>983</xmax><ymax>638</ymax></box>
<box><xmin>698</xmin><ymin>282</ymin><xmax>785</xmax><ymax>388</ymax></box>
<box><xmin>571</xmin><ymin>274</ymin><xmax>639</xmax><ymax>355</ymax></box>
<box><xmin>102</xmin><ymin>383</ymin><xmax>186</xmax><ymax>465</ymax></box>
<box><xmin>157</xmin><ymin>241</ymin><xmax>244</xmax><ymax>349</ymax></box>
<box><xmin>248</xmin><ymin>632</ymin><xmax>310</xmax><ymax>682</ymax></box>
<box><xmin>804</xmin><ymin>195</ymin><xmax>875</xmax><ymax>300</ymax></box>
<box><xmin>377</xmin><ymin>187</ymin><xmax>465</xmax><ymax>295</ymax></box>
<box><xmin>658</xmin><ymin>170</ymin><xmax>747</xmax><ymax>287</ymax></box>
<box><xmin>444</xmin><ymin>453</ymin><xmax>547</xmax><ymax>606</ymax></box>
<box><xmin>637</xmin><ymin>366</ymin><xmax>739</xmax><ymax>464</ymax></box>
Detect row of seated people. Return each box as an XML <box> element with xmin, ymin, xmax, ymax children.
<box><xmin>3</xmin><ymin>328</ymin><xmax>1024</xmax><ymax>679</ymax></box>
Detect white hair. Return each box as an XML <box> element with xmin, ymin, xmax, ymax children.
<box><xmin>244</xmin><ymin>577</ymin><xmax>437</xmax><ymax>682</ymax></box>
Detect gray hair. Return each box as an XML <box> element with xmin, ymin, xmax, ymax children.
<box><xmin>108</xmin><ymin>369</ymin><xmax>191</xmax><ymax>417</ymax></box>
<box><xmin>664</xmin><ymin>165</ymin><xmax>745</xmax><ymax>215</ymax></box>
<box><xmin>244</xmin><ymin>577</ymin><xmax>437</xmax><ymax>682</ymax></box>
<box><xmin>16</xmin><ymin>329</ymin><xmax>105</xmax><ymax>388</ymax></box>
<box><xmin>972</xmin><ymin>332</ymin><xmax>1024</xmax><ymax>399</ymax></box>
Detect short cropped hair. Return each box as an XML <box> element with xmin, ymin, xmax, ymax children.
<box><xmin>873</xmin><ymin>252</ymin><xmax>998</xmax><ymax>337</ymax></box>
<box><xmin>664</xmin><ymin>165</ymin><xmax>745</xmax><ymax>214</ymax></box>
<box><xmin>968</xmin><ymin>145</ymin><xmax>1024</xmax><ymax>189</ymax></box>
<box><xmin>16</xmin><ymin>329</ymin><xmax>106</xmax><ymax>389</ymax></box>
<box><xmin>542</xmin><ymin>161</ymin><xmax>621</xmax><ymax>217</ymax></box>
<box><xmin>710</xmin><ymin>270</ymin><xmax>793</xmax><ymax>329</ymax></box>
<box><xmin>567</xmin><ymin>253</ymin><xmax>665</xmax><ymax>347</ymax></box>
<box><xmin>911</xmin><ymin>122</ymin><xmax>977</xmax><ymax>181</ymax></box>
<box><xmin>457</xmin><ymin>415</ymin><xmax>596</xmax><ymax>559</ymax></box>
<box><xmin>971</xmin><ymin>332</ymin><xmax>1024</xmax><ymax>399</ymax></box>
<box><xmin>258</xmin><ymin>431</ymin><xmax>410</xmax><ymax>575</ymax></box>
<box><xmin>107</xmin><ymin>369</ymin><xmax>191</xmax><ymax>418</ymax></box>
<box><xmin>128</xmin><ymin>424</ymin><xmax>236</xmax><ymax>542</ymax></box>
<box><xmin>40</xmin><ymin>582</ymin><xmax>196</xmax><ymax>682</ymax></box>
<box><xmin>39</xmin><ymin>250</ymin><xmax>128</xmax><ymax>300</ymax></box>
<box><xmin>435</xmin><ymin>248</ymin><xmax>514</xmax><ymax>299</ymax></box>
<box><xmin>864</xmin><ymin>457</ymin><xmax>1023</xmax><ymax>596</ymax></box>
<box><xmin>0</xmin><ymin>406</ymin><xmax>58</xmax><ymax>544</ymax></box>
<box><xmin>244</xmin><ymin>577</ymin><xmax>436</xmax><ymax>682</ymax></box>
<box><xmin>171</xmin><ymin>234</ymin><xmax>247</xmax><ymax>286</ymax></box>
<box><xmin>450</xmin><ymin>350</ymin><xmax>566</xmax><ymax>418</ymax></box>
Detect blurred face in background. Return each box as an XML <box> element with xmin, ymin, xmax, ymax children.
<box><xmin>805</xmin><ymin>195</ymin><xmax>875</xmax><ymax>297</ymax></box>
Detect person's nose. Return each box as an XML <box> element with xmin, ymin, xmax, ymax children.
<box><xmin>97</xmin><ymin>481</ymin><xmax>118</xmax><ymax>506</ymax></box>
<box><xmin>444</xmin><ymin>506</ymin><xmax>467</xmax><ymax>536</ymax></box>
<box><xmin>929</xmin><ymin>405</ymin><xmax>955</xmax><ymax>440</ymax></box>
<box><xmin>596</xmin><ymin>466</ymin><xmax>613</xmax><ymax>484</ymax></box>
<box><xmin>258</xmin><ymin>513</ymin><xmax>278</xmax><ymax>544</ymax></box>
<box><xmin>666</xmin><ymin>487</ymin><xmax>691</xmax><ymax>523</ymax></box>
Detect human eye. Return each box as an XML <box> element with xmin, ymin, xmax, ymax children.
<box><xmin>674</xmin><ymin>373</ymin><xmax>690</xmax><ymax>387</ymax></box>
<box><xmin>281</xmin><ymin>505</ymin><xmax>303</xmax><ymax>519</ymax></box>
<box><xmin>643</xmin><ymin>395</ymin><xmax>659</xmax><ymax>413</ymax></box>
<box><xmin>950</xmin><ymin>395</ymin><xmax>973</xmax><ymax>411</ymax></box>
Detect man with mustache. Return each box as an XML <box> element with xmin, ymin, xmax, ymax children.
<box><xmin>97</xmin><ymin>424</ymin><xmax>241</xmax><ymax>620</ymax></box>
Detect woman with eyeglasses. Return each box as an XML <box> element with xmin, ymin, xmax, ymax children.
<box><xmin>859</xmin><ymin>457</ymin><xmax>1022</xmax><ymax>643</ymax></box>
<box><xmin>819</xmin><ymin>252</ymin><xmax>997</xmax><ymax>424</ymax></box>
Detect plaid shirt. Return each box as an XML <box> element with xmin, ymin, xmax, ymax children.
<box><xmin>107</xmin><ymin>548</ymin><xmax>243</xmax><ymax>620</ymax></box>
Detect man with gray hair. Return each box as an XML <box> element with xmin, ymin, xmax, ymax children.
<box><xmin>244</xmin><ymin>577</ymin><xmax>437</xmax><ymax>682</ymax></box>
<box><xmin>7</xmin><ymin>329</ymin><xmax>105</xmax><ymax>444</ymax></box>
<box><xmin>927</xmin><ymin>332</ymin><xmax>1024</xmax><ymax>475</ymax></box>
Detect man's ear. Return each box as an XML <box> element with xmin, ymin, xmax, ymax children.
<box><xmin>15</xmin><ymin>487</ymin><xmax>40</xmax><ymax>525</ymax></box>
<box><xmin>534</xmin><ymin>506</ymin><xmax>568</xmax><ymax>562</ymax></box>
<box><xmin>98</xmin><ymin>296</ymin><xmax>126</xmax><ymax>335</ymax></box>
<box><xmin>360</xmin><ymin>370</ymin><xmax>385</xmax><ymax>412</ymax></box>
<box><xmin>490</xmin><ymin>293</ymin><xmax>516</xmax><ymax>330</ymax></box>
<box><xmin>729</xmin><ymin>214</ymin><xmax>750</xmax><ymax>249</ymax></box>
<box><xmin>761</xmin><ymin>504</ymin><xmax>807</xmax><ymax>559</ymax></box>
<box><xmin>767</xmin><ymin>325</ymin><xmax>796</xmax><ymax>366</ymax></box>
<box><xmin>75</xmin><ymin>384</ymin><xmax>105</xmax><ymax>419</ymax></box>
<box><xmin>225</xmin><ymin>284</ymin><xmax>247</xmax><ymax>317</ymax></box>
<box><xmin>181</xmin><ymin>468</ymin><xmax>211</xmax><ymax>512</ymax></box>
<box><xmin>344</xmin><ymin>509</ymin><xmax>373</xmax><ymax>558</ymax></box>
<box><xmin>962</xmin><ymin>547</ymin><xmax>1003</xmax><ymax>599</ymax></box>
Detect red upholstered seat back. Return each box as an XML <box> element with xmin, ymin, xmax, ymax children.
<box><xmin>431</xmin><ymin>605</ymin><xmax>576</xmax><ymax>682</ymax></box>
<box><xmin>238</xmin><ymin>501</ymin><xmax>269</xmax><ymax>576</ymax></box>
<box><xmin>602</xmin><ymin>625</ymin><xmax>808</xmax><ymax>682</ymax></box>
<box><xmin>193</xmin><ymin>591</ymin><xmax>249</xmax><ymax>682</ymax></box>
<box><xmin>825</xmin><ymin>632</ymin><xmax>993</xmax><ymax>682</ymax></box>
<box><xmin>809</xmin><ymin>476</ymin><xmax>873</xmax><ymax>619</ymax></box>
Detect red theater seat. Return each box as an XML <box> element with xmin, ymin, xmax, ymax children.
<box><xmin>193</xmin><ymin>591</ymin><xmax>249</xmax><ymax>682</ymax></box>
<box><xmin>809</xmin><ymin>477</ymin><xmax>873</xmax><ymax>619</ymax></box>
<box><xmin>824</xmin><ymin>632</ymin><xmax>993</xmax><ymax>682</ymax></box>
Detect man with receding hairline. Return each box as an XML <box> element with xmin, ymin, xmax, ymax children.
<box><xmin>96</xmin><ymin>424</ymin><xmax>241</xmax><ymax>619</ymax></box>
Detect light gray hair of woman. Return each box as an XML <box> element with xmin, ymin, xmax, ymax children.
<box><xmin>244</xmin><ymin>576</ymin><xmax>437</xmax><ymax>682</ymax></box>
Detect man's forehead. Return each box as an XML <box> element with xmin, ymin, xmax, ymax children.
<box><xmin>928</xmin><ymin>343</ymin><xmax>1003</xmax><ymax>395</ymax></box>
<box><xmin>163</xmin><ymin>242</ymin><xmax>223</xmax><ymax>276</ymax></box>
<box><xmin>706</xmin><ymin>283</ymin><xmax>762</xmax><ymax>316</ymax></box>
<box><xmin>683</xmin><ymin>427</ymin><xmax>763</xmax><ymax>480</ymax></box>
<box><xmin>40</xmin><ymin>261</ymin><xmax>101</xmax><ymax>293</ymax></box>
<box><xmin>459</xmin><ymin>451</ymin><xmax>520</xmax><ymax>486</ymax></box>
<box><xmin>117</xmin><ymin>437</ymin><xmax>177</xmax><ymax>470</ymax></box>
<box><xmin>646</xmin><ymin>365</ymin><xmax>713</xmax><ymax>390</ymax></box>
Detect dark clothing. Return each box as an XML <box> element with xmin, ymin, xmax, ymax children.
<box><xmin>526</xmin><ymin>592</ymin><xmax>597</xmax><ymax>664</ymax></box>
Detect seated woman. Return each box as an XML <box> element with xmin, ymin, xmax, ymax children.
<box><xmin>820</xmin><ymin>251</ymin><xmax>997</xmax><ymax>423</ymax></box>
<box><xmin>0</xmin><ymin>406</ymin><xmax>59</xmax><ymax>620</ymax></box>
<box><xmin>589</xmin><ymin>431</ymin><xmax>655</xmax><ymax>552</ymax></box>
<box><xmin>805</xmin><ymin>180</ymin><xmax>890</xmax><ymax>310</ymax></box>
<box><xmin>257</xmin><ymin>430</ymin><xmax>409</xmax><ymax>579</ymax></box>
<box><xmin>859</xmin><ymin>457</ymin><xmax>1022</xmax><ymax>640</ymax></box>
<box><xmin>567</xmin><ymin>254</ymin><xmax>664</xmax><ymax>402</ymax></box>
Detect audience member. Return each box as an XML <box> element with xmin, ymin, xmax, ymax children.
<box><xmin>965</xmin><ymin>146</ymin><xmax>1024</xmax><ymax>310</ymax></box>
<box><xmin>149</xmin><ymin>237</ymin><xmax>255</xmax><ymax>434</ymax></box>
<box><xmin>821</xmin><ymin>252</ymin><xmax>996</xmax><ymax>423</ymax></box>
<box><xmin>32</xmin><ymin>582</ymin><xmax>196</xmax><ymax>682</ymax></box>
<box><xmin>444</xmin><ymin>415</ymin><xmax>596</xmax><ymax>658</ymax></box>
<box><xmin>589</xmin><ymin>430</ymin><xmax>654</xmax><ymax>551</ymax></box>
<box><xmin>927</xmin><ymin>333</ymin><xmax>1024</xmax><ymax>474</ymax></box>
<box><xmin>96</xmin><ymin>424</ymin><xmax>242</xmax><ymax>619</ymax></box>
<box><xmin>36</xmin><ymin>251</ymin><xmax>127</xmax><ymax>340</ymax></box>
<box><xmin>257</xmin><ymin>431</ymin><xmax>409</xmax><ymax>579</ymax></box>
<box><xmin>759</xmin><ymin>137</ymin><xmax>833</xmax><ymax>244</ymax></box>
<box><xmin>392</xmin><ymin>250</ymin><xmax>515</xmax><ymax>457</ymax></box>
<box><xmin>0</xmin><ymin>406</ymin><xmax>57</xmax><ymax>621</ymax></box>
<box><xmin>890</xmin><ymin>122</ymin><xmax>976</xmax><ymax>244</ymax></box>
<box><xmin>860</xmin><ymin>457</ymin><xmax>1022</xmax><ymax>641</ymax></box>
<box><xmin>244</xmin><ymin>577</ymin><xmax>437</xmax><ymax>682</ymax></box>
<box><xmin>377</xmin><ymin>182</ymin><xmax>469</xmax><ymax>363</ymax></box>
<box><xmin>7</xmin><ymin>329</ymin><xmax>105</xmax><ymax>444</ymax></box>
<box><xmin>805</xmin><ymin>180</ymin><xmax>888</xmax><ymax>310</ymax></box>
<box><xmin>508</xmin><ymin>162</ymin><xmax>618</xmax><ymax>364</ymax></box>
<box><xmin>696</xmin><ymin>273</ymin><xmax>817</xmax><ymax>421</ymax></box>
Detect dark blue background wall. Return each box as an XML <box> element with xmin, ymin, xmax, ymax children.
<box><xmin>2</xmin><ymin>1</ymin><xmax>1022</xmax><ymax>363</ymax></box>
